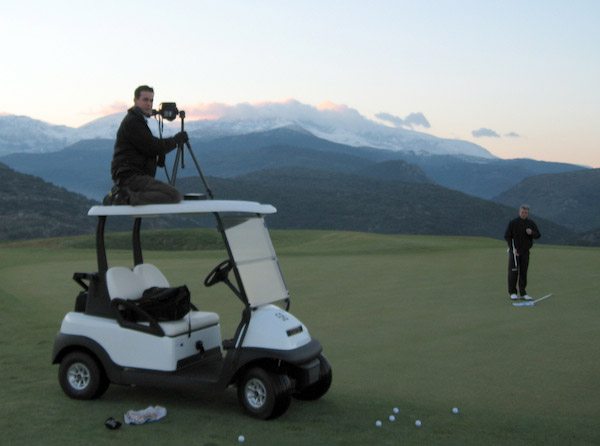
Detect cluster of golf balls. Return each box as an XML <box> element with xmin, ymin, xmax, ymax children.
<box><xmin>374</xmin><ymin>406</ymin><xmax>460</xmax><ymax>429</ymax></box>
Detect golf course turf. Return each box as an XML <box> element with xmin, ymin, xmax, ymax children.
<box><xmin>1</xmin><ymin>230</ymin><xmax>599</xmax><ymax>445</ymax></box>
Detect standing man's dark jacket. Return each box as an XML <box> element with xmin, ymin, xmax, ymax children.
<box><xmin>111</xmin><ymin>106</ymin><xmax>178</xmax><ymax>182</ymax></box>
<box><xmin>504</xmin><ymin>217</ymin><xmax>541</xmax><ymax>252</ymax></box>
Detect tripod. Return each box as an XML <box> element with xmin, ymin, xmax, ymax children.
<box><xmin>161</xmin><ymin>110</ymin><xmax>214</xmax><ymax>199</ymax></box>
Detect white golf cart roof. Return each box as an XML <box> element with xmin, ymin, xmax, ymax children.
<box><xmin>88</xmin><ymin>200</ymin><xmax>277</xmax><ymax>217</ymax></box>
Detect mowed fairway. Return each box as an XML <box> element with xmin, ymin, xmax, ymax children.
<box><xmin>1</xmin><ymin>230</ymin><xmax>599</xmax><ymax>445</ymax></box>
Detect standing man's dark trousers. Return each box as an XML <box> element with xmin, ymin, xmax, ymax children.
<box><xmin>508</xmin><ymin>249</ymin><xmax>530</xmax><ymax>296</ymax></box>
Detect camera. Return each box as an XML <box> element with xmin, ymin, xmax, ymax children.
<box><xmin>153</xmin><ymin>102</ymin><xmax>180</xmax><ymax>121</ymax></box>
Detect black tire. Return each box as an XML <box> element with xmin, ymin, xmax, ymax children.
<box><xmin>237</xmin><ymin>367</ymin><xmax>292</xmax><ymax>420</ymax></box>
<box><xmin>294</xmin><ymin>355</ymin><xmax>332</xmax><ymax>401</ymax></box>
<box><xmin>58</xmin><ymin>351</ymin><xmax>109</xmax><ymax>400</ymax></box>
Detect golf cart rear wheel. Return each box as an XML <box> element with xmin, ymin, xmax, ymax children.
<box><xmin>294</xmin><ymin>354</ymin><xmax>332</xmax><ymax>401</ymax></box>
<box><xmin>59</xmin><ymin>351</ymin><xmax>109</xmax><ymax>400</ymax></box>
<box><xmin>238</xmin><ymin>367</ymin><xmax>292</xmax><ymax>420</ymax></box>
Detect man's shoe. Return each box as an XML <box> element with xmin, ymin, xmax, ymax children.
<box><xmin>112</xmin><ymin>188</ymin><xmax>129</xmax><ymax>205</ymax></box>
<box><xmin>102</xmin><ymin>185</ymin><xmax>129</xmax><ymax>205</ymax></box>
<box><xmin>510</xmin><ymin>294</ymin><xmax>519</xmax><ymax>300</ymax></box>
<box><xmin>523</xmin><ymin>294</ymin><xmax>533</xmax><ymax>301</ymax></box>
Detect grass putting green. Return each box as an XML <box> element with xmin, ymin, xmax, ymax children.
<box><xmin>1</xmin><ymin>230</ymin><xmax>599</xmax><ymax>445</ymax></box>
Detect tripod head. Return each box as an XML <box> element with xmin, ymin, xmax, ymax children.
<box><xmin>152</xmin><ymin>102</ymin><xmax>182</xmax><ymax>121</ymax></box>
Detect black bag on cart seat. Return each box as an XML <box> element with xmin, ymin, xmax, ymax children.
<box><xmin>134</xmin><ymin>285</ymin><xmax>191</xmax><ymax>321</ymax></box>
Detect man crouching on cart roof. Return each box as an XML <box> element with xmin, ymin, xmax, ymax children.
<box><xmin>103</xmin><ymin>85</ymin><xmax>188</xmax><ymax>205</ymax></box>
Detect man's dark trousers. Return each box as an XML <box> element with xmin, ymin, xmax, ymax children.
<box><xmin>508</xmin><ymin>249</ymin><xmax>530</xmax><ymax>296</ymax></box>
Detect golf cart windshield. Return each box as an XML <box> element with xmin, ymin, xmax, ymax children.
<box><xmin>222</xmin><ymin>216</ymin><xmax>289</xmax><ymax>308</ymax></box>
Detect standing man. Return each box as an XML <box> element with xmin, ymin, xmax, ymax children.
<box><xmin>104</xmin><ymin>85</ymin><xmax>188</xmax><ymax>205</ymax></box>
<box><xmin>504</xmin><ymin>204</ymin><xmax>541</xmax><ymax>300</ymax></box>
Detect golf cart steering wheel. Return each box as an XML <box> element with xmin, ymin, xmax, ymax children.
<box><xmin>204</xmin><ymin>260</ymin><xmax>233</xmax><ymax>287</ymax></box>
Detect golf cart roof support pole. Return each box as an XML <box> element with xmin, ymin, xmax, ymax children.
<box><xmin>96</xmin><ymin>216</ymin><xmax>108</xmax><ymax>273</ymax></box>
<box><xmin>227</xmin><ymin>306</ymin><xmax>253</xmax><ymax>374</ymax></box>
<box><xmin>223</xmin><ymin>278</ymin><xmax>244</xmax><ymax>301</ymax></box>
<box><xmin>132</xmin><ymin>218</ymin><xmax>143</xmax><ymax>266</ymax></box>
<box><xmin>213</xmin><ymin>212</ymin><xmax>250</xmax><ymax>307</ymax></box>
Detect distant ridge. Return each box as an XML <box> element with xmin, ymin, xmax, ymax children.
<box><xmin>494</xmin><ymin>168</ymin><xmax>600</xmax><ymax>232</ymax></box>
<box><xmin>177</xmin><ymin>167</ymin><xmax>577</xmax><ymax>245</ymax></box>
<box><xmin>0</xmin><ymin>162</ymin><xmax>96</xmax><ymax>240</ymax></box>
<box><xmin>0</xmin><ymin>127</ymin><xmax>592</xmax><ymax>238</ymax></box>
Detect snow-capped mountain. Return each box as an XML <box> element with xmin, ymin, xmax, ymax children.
<box><xmin>0</xmin><ymin>112</ymin><xmax>175</xmax><ymax>156</ymax></box>
<box><xmin>182</xmin><ymin>100</ymin><xmax>494</xmax><ymax>158</ymax></box>
<box><xmin>75</xmin><ymin>112</ymin><xmax>126</xmax><ymax>141</ymax></box>
<box><xmin>0</xmin><ymin>100</ymin><xmax>494</xmax><ymax>158</ymax></box>
<box><xmin>0</xmin><ymin>115</ymin><xmax>77</xmax><ymax>155</ymax></box>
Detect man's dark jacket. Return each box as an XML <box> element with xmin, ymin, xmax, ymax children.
<box><xmin>504</xmin><ymin>217</ymin><xmax>541</xmax><ymax>252</ymax></box>
<box><xmin>111</xmin><ymin>106</ymin><xmax>178</xmax><ymax>182</ymax></box>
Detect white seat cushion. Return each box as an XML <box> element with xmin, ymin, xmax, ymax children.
<box><xmin>158</xmin><ymin>311</ymin><xmax>220</xmax><ymax>336</ymax></box>
<box><xmin>106</xmin><ymin>267</ymin><xmax>145</xmax><ymax>301</ymax></box>
<box><xmin>134</xmin><ymin>264</ymin><xmax>170</xmax><ymax>288</ymax></box>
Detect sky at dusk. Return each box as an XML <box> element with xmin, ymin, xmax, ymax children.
<box><xmin>1</xmin><ymin>0</ymin><xmax>598</xmax><ymax>167</ymax></box>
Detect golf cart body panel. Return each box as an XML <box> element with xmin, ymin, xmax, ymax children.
<box><xmin>241</xmin><ymin>305</ymin><xmax>311</xmax><ymax>350</ymax></box>
<box><xmin>52</xmin><ymin>332</ymin><xmax>225</xmax><ymax>389</ymax></box>
<box><xmin>57</xmin><ymin>311</ymin><xmax>221</xmax><ymax>371</ymax></box>
<box><xmin>53</xmin><ymin>199</ymin><xmax>330</xmax><ymax>417</ymax></box>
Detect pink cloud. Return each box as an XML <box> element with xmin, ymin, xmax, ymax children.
<box><xmin>182</xmin><ymin>98</ymin><xmax>348</xmax><ymax>121</ymax></box>
<box><xmin>183</xmin><ymin>103</ymin><xmax>234</xmax><ymax>121</ymax></box>
<box><xmin>316</xmin><ymin>101</ymin><xmax>350</xmax><ymax>112</ymax></box>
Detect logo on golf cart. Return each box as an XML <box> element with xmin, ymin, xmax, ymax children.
<box><xmin>275</xmin><ymin>312</ymin><xmax>289</xmax><ymax>322</ymax></box>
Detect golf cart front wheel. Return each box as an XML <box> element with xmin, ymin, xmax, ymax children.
<box><xmin>238</xmin><ymin>367</ymin><xmax>292</xmax><ymax>420</ymax></box>
<box><xmin>58</xmin><ymin>351</ymin><xmax>109</xmax><ymax>400</ymax></box>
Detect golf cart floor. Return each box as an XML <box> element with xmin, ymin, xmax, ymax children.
<box><xmin>120</xmin><ymin>351</ymin><xmax>226</xmax><ymax>391</ymax></box>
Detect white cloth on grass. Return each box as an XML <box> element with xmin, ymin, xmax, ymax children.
<box><xmin>124</xmin><ymin>405</ymin><xmax>167</xmax><ymax>425</ymax></box>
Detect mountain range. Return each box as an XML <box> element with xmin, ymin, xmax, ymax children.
<box><xmin>0</xmin><ymin>105</ymin><xmax>598</xmax><ymax>246</ymax></box>
<box><xmin>0</xmin><ymin>161</ymin><xmax>579</xmax><ymax>246</ymax></box>
<box><xmin>0</xmin><ymin>127</ymin><xmax>584</xmax><ymax>201</ymax></box>
<box><xmin>1</xmin><ymin>100</ymin><xmax>493</xmax><ymax>158</ymax></box>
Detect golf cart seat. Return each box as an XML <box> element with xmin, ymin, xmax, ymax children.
<box><xmin>133</xmin><ymin>263</ymin><xmax>170</xmax><ymax>288</ymax></box>
<box><xmin>106</xmin><ymin>265</ymin><xmax>219</xmax><ymax>336</ymax></box>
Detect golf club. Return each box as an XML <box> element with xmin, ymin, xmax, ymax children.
<box><xmin>511</xmin><ymin>240</ymin><xmax>518</xmax><ymax>272</ymax></box>
<box><xmin>512</xmin><ymin>293</ymin><xmax>553</xmax><ymax>307</ymax></box>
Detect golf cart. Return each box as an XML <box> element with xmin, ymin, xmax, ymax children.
<box><xmin>52</xmin><ymin>199</ymin><xmax>332</xmax><ymax>419</ymax></box>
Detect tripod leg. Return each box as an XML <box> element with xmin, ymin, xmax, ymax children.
<box><xmin>170</xmin><ymin>146</ymin><xmax>183</xmax><ymax>186</ymax></box>
<box><xmin>185</xmin><ymin>142</ymin><xmax>214</xmax><ymax>199</ymax></box>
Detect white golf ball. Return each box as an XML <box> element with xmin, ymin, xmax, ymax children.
<box><xmin>388</xmin><ymin>415</ymin><xmax>396</xmax><ymax>422</ymax></box>
<box><xmin>375</xmin><ymin>420</ymin><xmax>382</xmax><ymax>427</ymax></box>
<box><xmin>415</xmin><ymin>419</ymin><xmax>422</xmax><ymax>427</ymax></box>
<box><xmin>452</xmin><ymin>407</ymin><xmax>459</xmax><ymax>414</ymax></box>
<box><xmin>238</xmin><ymin>435</ymin><xmax>245</xmax><ymax>443</ymax></box>
<box><xmin>392</xmin><ymin>407</ymin><xmax>400</xmax><ymax>414</ymax></box>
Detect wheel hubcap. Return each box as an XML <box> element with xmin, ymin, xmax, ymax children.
<box><xmin>245</xmin><ymin>378</ymin><xmax>267</xmax><ymax>409</ymax></box>
<box><xmin>67</xmin><ymin>362</ymin><xmax>91</xmax><ymax>390</ymax></box>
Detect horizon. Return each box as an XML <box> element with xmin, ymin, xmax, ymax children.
<box><xmin>1</xmin><ymin>1</ymin><xmax>598</xmax><ymax>167</ymax></box>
